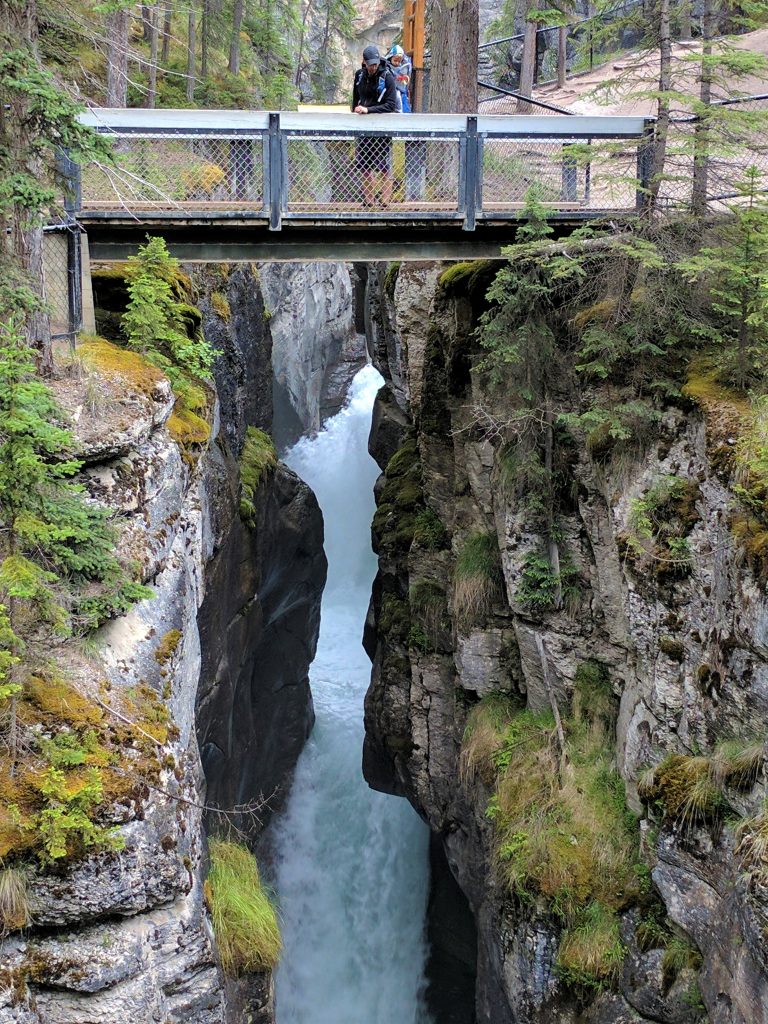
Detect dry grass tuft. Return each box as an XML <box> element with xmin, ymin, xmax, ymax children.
<box><xmin>0</xmin><ymin>868</ymin><xmax>29</xmax><ymax>935</ymax></box>
<box><xmin>460</xmin><ymin>692</ymin><xmax>517</xmax><ymax>786</ymax></box>
<box><xmin>453</xmin><ymin>531</ymin><xmax>503</xmax><ymax>626</ymax></box>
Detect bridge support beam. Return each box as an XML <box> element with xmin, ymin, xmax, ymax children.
<box><xmin>463</xmin><ymin>116</ymin><xmax>479</xmax><ymax>231</ymax></box>
<box><xmin>268</xmin><ymin>112</ymin><xmax>284</xmax><ymax>231</ymax></box>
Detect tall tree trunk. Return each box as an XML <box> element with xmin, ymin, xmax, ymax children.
<box><xmin>517</xmin><ymin>1</ymin><xmax>539</xmax><ymax>114</ymax></box>
<box><xmin>201</xmin><ymin>0</ymin><xmax>210</xmax><ymax>79</ymax></box>
<box><xmin>106</xmin><ymin>6</ymin><xmax>130</xmax><ymax>106</ymax></box>
<box><xmin>678</xmin><ymin>3</ymin><xmax>692</xmax><ymax>39</ymax></box>
<box><xmin>427</xmin><ymin>0</ymin><xmax>479</xmax><ymax>112</ymax></box>
<box><xmin>647</xmin><ymin>0</ymin><xmax>671</xmax><ymax>210</ymax></box>
<box><xmin>557</xmin><ymin>24</ymin><xmax>567</xmax><ymax>88</ymax></box>
<box><xmin>229</xmin><ymin>0</ymin><xmax>244</xmax><ymax>73</ymax></box>
<box><xmin>161</xmin><ymin>4</ymin><xmax>172</xmax><ymax>63</ymax></box>
<box><xmin>295</xmin><ymin>0</ymin><xmax>314</xmax><ymax>91</ymax></box>
<box><xmin>147</xmin><ymin>5</ymin><xmax>159</xmax><ymax>107</ymax></box>
<box><xmin>0</xmin><ymin>0</ymin><xmax>52</xmax><ymax>371</ymax></box>
<box><xmin>142</xmin><ymin>4</ymin><xmax>152</xmax><ymax>42</ymax></box>
<box><xmin>187</xmin><ymin>6</ymin><xmax>196</xmax><ymax>102</ymax></box>
<box><xmin>691</xmin><ymin>0</ymin><xmax>714</xmax><ymax>215</ymax></box>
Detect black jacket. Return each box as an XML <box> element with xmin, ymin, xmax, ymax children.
<box><xmin>351</xmin><ymin>62</ymin><xmax>398</xmax><ymax>113</ymax></box>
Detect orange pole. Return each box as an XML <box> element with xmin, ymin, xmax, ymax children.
<box><xmin>403</xmin><ymin>0</ymin><xmax>426</xmax><ymax>111</ymax></box>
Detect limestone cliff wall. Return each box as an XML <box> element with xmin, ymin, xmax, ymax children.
<box><xmin>364</xmin><ymin>262</ymin><xmax>768</xmax><ymax>1024</ymax></box>
<box><xmin>0</xmin><ymin>264</ymin><xmax>327</xmax><ymax>1024</ymax></box>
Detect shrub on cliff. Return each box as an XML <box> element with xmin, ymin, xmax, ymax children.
<box><xmin>205</xmin><ymin>839</ymin><xmax>282</xmax><ymax>975</ymax></box>
<box><xmin>461</xmin><ymin>665</ymin><xmax>640</xmax><ymax>992</ymax></box>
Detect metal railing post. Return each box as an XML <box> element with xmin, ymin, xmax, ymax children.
<box><xmin>561</xmin><ymin>144</ymin><xmax>577</xmax><ymax>201</ymax></box>
<box><xmin>268</xmin><ymin>112</ymin><xmax>283</xmax><ymax>231</ymax></box>
<box><xmin>636</xmin><ymin>119</ymin><xmax>655</xmax><ymax>211</ymax></box>
<box><xmin>56</xmin><ymin>150</ymin><xmax>83</xmax><ymax>347</ymax></box>
<box><xmin>57</xmin><ymin>149</ymin><xmax>82</xmax><ymax>216</ymax></box>
<box><xmin>463</xmin><ymin>116</ymin><xmax>479</xmax><ymax>231</ymax></box>
<box><xmin>66</xmin><ymin>227</ymin><xmax>83</xmax><ymax>344</ymax></box>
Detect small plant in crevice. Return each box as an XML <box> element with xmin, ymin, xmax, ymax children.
<box><xmin>205</xmin><ymin>839</ymin><xmax>282</xmax><ymax>976</ymax></box>
<box><xmin>0</xmin><ymin>867</ymin><xmax>29</xmax><ymax>935</ymax></box>
<box><xmin>413</xmin><ymin>507</ymin><xmax>448</xmax><ymax>550</ymax></box>
<box><xmin>454</xmin><ymin>530</ymin><xmax>504</xmax><ymax>627</ymax></box>
<box><xmin>516</xmin><ymin>549</ymin><xmax>581</xmax><ymax>615</ymax></box>
<box><xmin>661</xmin><ymin>935</ymin><xmax>703</xmax><ymax>994</ymax></box>
<box><xmin>408</xmin><ymin>580</ymin><xmax>447</xmax><ymax>653</ymax></box>
<box><xmin>639</xmin><ymin>739</ymin><xmax>765</xmax><ymax>831</ymax></box>
<box><xmin>736</xmin><ymin>799</ymin><xmax>768</xmax><ymax>884</ymax></box>
<box><xmin>555</xmin><ymin>901</ymin><xmax>626</xmax><ymax>992</ymax></box>
<box><xmin>621</xmin><ymin>475</ymin><xmax>700</xmax><ymax>582</ymax></box>
<box><xmin>239</xmin><ymin>427</ymin><xmax>277</xmax><ymax>527</ymax></box>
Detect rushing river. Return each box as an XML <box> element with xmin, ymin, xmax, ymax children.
<box><xmin>272</xmin><ymin>365</ymin><xmax>432</xmax><ymax>1024</ymax></box>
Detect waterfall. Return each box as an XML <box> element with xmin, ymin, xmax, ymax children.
<box><xmin>272</xmin><ymin>365</ymin><xmax>432</xmax><ymax>1024</ymax></box>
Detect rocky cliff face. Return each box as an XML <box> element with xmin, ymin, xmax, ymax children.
<box><xmin>363</xmin><ymin>262</ymin><xmax>768</xmax><ymax>1024</ymax></box>
<box><xmin>0</xmin><ymin>263</ymin><xmax>327</xmax><ymax>1024</ymax></box>
<box><xmin>258</xmin><ymin>262</ymin><xmax>367</xmax><ymax>450</ymax></box>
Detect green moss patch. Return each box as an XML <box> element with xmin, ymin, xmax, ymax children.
<box><xmin>371</xmin><ymin>437</ymin><xmax>423</xmax><ymax>553</ymax></box>
<box><xmin>0</xmin><ymin>672</ymin><xmax>174</xmax><ymax>871</ymax></box>
<box><xmin>239</xmin><ymin>427</ymin><xmax>277</xmax><ymax>526</ymax></box>
<box><xmin>78</xmin><ymin>336</ymin><xmax>167</xmax><ymax>398</ymax></box>
<box><xmin>641</xmin><ymin>741</ymin><xmax>764</xmax><ymax>829</ymax></box>
<box><xmin>438</xmin><ymin>260</ymin><xmax>499</xmax><ymax>300</ymax></box>
<box><xmin>461</xmin><ymin>665</ymin><xmax>641</xmax><ymax>992</ymax></box>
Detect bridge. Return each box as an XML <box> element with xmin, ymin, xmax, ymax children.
<box><xmin>45</xmin><ymin>107</ymin><xmax>652</xmax><ymax>339</ymax></box>
<box><xmin>73</xmin><ymin>108</ymin><xmax>652</xmax><ymax>261</ymax></box>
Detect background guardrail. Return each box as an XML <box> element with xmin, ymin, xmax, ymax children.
<box><xmin>77</xmin><ymin>109</ymin><xmax>653</xmax><ymax>230</ymax></box>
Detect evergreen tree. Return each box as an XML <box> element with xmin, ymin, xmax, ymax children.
<box><xmin>122</xmin><ymin>236</ymin><xmax>217</xmax><ymax>384</ymax></box>
<box><xmin>678</xmin><ymin>167</ymin><xmax>768</xmax><ymax>385</ymax></box>
<box><xmin>0</xmin><ymin>12</ymin><xmax>113</xmax><ymax>369</ymax></box>
<box><xmin>0</xmin><ymin>316</ymin><xmax>152</xmax><ymax>749</ymax></box>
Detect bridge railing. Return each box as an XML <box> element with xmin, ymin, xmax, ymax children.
<box><xmin>77</xmin><ymin>109</ymin><xmax>653</xmax><ymax>229</ymax></box>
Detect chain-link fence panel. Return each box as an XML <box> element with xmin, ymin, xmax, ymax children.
<box><xmin>475</xmin><ymin>0</ymin><xmax>646</xmax><ymax>93</ymax></box>
<box><xmin>284</xmin><ymin>134</ymin><xmax>462</xmax><ymax>212</ymax></box>
<box><xmin>43</xmin><ymin>229</ymin><xmax>74</xmax><ymax>338</ymax></box>
<box><xmin>481</xmin><ymin>136</ymin><xmax>641</xmax><ymax>212</ymax></box>
<box><xmin>82</xmin><ymin>133</ymin><xmax>265</xmax><ymax>212</ymax></box>
<box><xmin>660</xmin><ymin>98</ymin><xmax>768</xmax><ymax>209</ymax></box>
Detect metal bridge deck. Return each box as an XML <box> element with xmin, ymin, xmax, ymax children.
<box><xmin>73</xmin><ymin>108</ymin><xmax>652</xmax><ymax>259</ymax></box>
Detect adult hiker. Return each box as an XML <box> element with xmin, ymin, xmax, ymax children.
<box><xmin>352</xmin><ymin>44</ymin><xmax>399</xmax><ymax>206</ymax></box>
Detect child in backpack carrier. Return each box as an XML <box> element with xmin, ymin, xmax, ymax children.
<box><xmin>386</xmin><ymin>44</ymin><xmax>412</xmax><ymax>113</ymax></box>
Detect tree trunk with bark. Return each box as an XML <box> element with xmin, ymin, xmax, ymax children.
<box><xmin>517</xmin><ymin>2</ymin><xmax>539</xmax><ymax>114</ymax></box>
<box><xmin>0</xmin><ymin>0</ymin><xmax>52</xmax><ymax>372</ymax></box>
<box><xmin>201</xmin><ymin>0</ymin><xmax>210</xmax><ymax>79</ymax></box>
<box><xmin>106</xmin><ymin>6</ymin><xmax>130</xmax><ymax>106</ymax></box>
<box><xmin>229</xmin><ymin>0</ymin><xmax>244</xmax><ymax>73</ymax></box>
<box><xmin>557</xmin><ymin>24</ymin><xmax>567</xmax><ymax>88</ymax></box>
<box><xmin>647</xmin><ymin>0</ymin><xmax>671</xmax><ymax>210</ymax></box>
<box><xmin>427</xmin><ymin>0</ymin><xmax>479</xmax><ymax>112</ymax></box>
<box><xmin>161</xmin><ymin>4</ymin><xmax>172</xmax><ymax>63</ymax></box>
<box><xmin>147</xmin><ymin>4</ymin><xmax>159</xmax><ymax>107</ymax></box>
<box><xmin>187</xmin><ymin>6</ymin><xmax>196</xmax><ymax>102</ymax></box>
<box><xmin>691</xmin><ymin>0</ymin><xmax>714</xmax><ymax>215</ymax></box>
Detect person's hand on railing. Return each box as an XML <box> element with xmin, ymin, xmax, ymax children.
<box><xmin>354</xmin><ymin>105</ymin><xmax>369</xmax><ymax>114</ymax></box>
